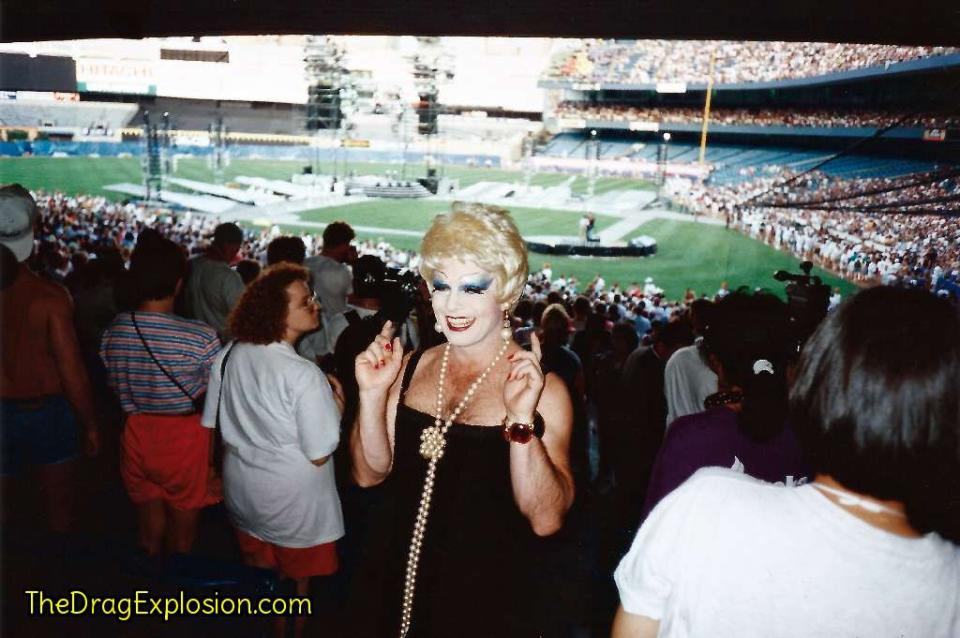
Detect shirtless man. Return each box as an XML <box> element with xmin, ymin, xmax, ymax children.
<box><xmin>1</xmin><ymin>185</ymin><xmax>99</xmax><ymax>532</ymax></box>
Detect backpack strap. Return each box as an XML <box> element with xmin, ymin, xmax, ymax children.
<box><xmin>214</xmin><ymin>342</ymin><xmax>237</xmax><ymax>430</ymax></box>
<box><xmin>131</xmin><ymin>311</ymin><xmax>195</xmax><ymax>404</ymax></box>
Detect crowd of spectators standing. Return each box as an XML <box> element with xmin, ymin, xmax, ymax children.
<box><xmin>553</xmin><ymin>102</ymin><xmax>958</xmax><ymax>130</ymax></box>
<box><xmin>3</xmin><ymin>184</ymin><xmax>959</xmax><ymax>637</ymax></box>
<box><xmin>546</xmin><ymin>39</ymin><xmax>959</xmax><ymax>85</ymax></box>
<box><xmin>675</xmin><ymin>168</ymin><xmax>960</xmax><ymax>289</ymax></box>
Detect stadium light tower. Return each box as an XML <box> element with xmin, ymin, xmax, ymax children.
<box><xmin>142</xmin><ymin>111</ymin><xmax>163</xmax><ymax>203</ymax></box>
<box><xmin>658</xmin><ymin>132</ymin><xmax>672</xmax><ymax>198</ymax></box>
<box><xmin>406</xmin><ymin>37</ymin><xmax>454</xmax><ymax>185</ymax></box>
<box><xmin>586</xmin><ymin>129</ymin><xmax>600</xmax><ymax>199</ymax></box>
<box><xmin>304</xmin><ymin>36</ymin><xmax>349</xmax><ymax>179</ymax></box>
<box><xmin>208</xmin><ymin>116</ymin><xmax>228</xmax><ymax>185</ymax></box>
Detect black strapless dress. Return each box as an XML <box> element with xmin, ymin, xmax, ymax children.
<box><xmin>345</xmin><ymin>350</ymin><xmax>545</xmax><ymax>638</ymax></box>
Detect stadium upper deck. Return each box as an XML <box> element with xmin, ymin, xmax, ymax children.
<box><xmin>541</xmin><ymin>40</ymin><xmax>960</xmax><ymax>89</ymax></box>
<box><xmin>551</xmin><ymin>104</ymin><xmax>958</xmax><ymax>131</ymax></box>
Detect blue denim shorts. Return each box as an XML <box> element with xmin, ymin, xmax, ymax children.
<box><xmin>1</xmin><ymin>395</ymin><xmax>81</xmax><ymax>475</ymax></box>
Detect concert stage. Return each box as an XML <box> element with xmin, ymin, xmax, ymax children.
<box><xmin>524</xmin><ymin>235</ymin><xmax>658</xmax><ymax>257</ymax></box>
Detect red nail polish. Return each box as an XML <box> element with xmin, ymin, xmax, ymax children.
<box><xmin>385</xmin><ymin>342</ymin><xmax>392</xmax><ymax>351</ymax></box>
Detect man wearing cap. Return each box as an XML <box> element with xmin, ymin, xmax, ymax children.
<box><xmin>0</xmin><ymin>185</ymin><xmax>100</xmax><ymax>532</ymax></box>
<box><xmin>182</xmin><ymin>222</ymin><xmax>245</xmax><ymax>341</ymax></box>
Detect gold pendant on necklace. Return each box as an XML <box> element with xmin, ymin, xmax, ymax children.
<box><xmin>419</xmin><ymin>425</ymin><xmax>446</xmax><ymax>460</ymax></box>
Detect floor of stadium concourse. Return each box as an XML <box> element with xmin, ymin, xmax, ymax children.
<box><xmin>1</xmin><ymin>410</ymin><xmax>621</xmax><ymax>638</ymax></box>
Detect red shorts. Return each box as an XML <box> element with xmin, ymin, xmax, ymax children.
<box><xmin>121</xmin><ymin>412</ymin><xmax>222</xmax><ymax>511</ymax></box>
<box><xmin>235</xmin><ymin>529</ymin><xmax>338</xmax><ymax>580</ymax></box>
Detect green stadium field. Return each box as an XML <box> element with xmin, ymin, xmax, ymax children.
<box><xmin>0</xmin><ymin>157</ymin><xmax>654</xmax><ymax>198</ymax></box>
<box><xmin>0</xmin><ymin>156</ymin><xmax>856</xmax><ymax>299</ymax></box>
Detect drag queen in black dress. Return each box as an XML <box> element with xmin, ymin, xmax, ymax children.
<box><xmin>348</xmin><ymin>202</ymin><xmax>575</xmax><ymax>638</ymax></box>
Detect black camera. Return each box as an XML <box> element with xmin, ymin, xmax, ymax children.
<box><xmin>380</xmin><ymin>267</ymin><xmax>422</xmax><ymax>326</ymax></box>
<box><xmin>773</xmin><ymin>261</ymin><xmax>831</xmax><ymax>351</ymax></box>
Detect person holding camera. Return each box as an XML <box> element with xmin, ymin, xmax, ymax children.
<box><xmin>100</xmin><ymin>232</ymin><xmax>222</xmax><ymax>556</ymax></box>
<box><xmin>347</xmin><ymin>203</ymin><xmax>575</xmax><ymax>638</ymax></box>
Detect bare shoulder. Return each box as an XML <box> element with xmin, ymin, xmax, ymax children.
<box><xmin>542</xmin><ymin>371</ymin><xmax>571</xmax><ymax>401</ymax></box>
<box><xmin>538</xmin><ymin>371</ymin><xmax>573</xmax><ymax>420</ymax></box>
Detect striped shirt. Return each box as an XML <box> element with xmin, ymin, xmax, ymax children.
<box><xmin>100</xmin><ymin>311</ymin><xmax>221</xmax><ymax>415</ymax></box>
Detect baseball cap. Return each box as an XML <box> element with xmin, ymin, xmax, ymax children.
<box><xmin>0</xmin><ymin>185</ymin><xmax>38</xmax><ymax>262</ymax></box>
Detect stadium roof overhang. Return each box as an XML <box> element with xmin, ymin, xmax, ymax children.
<box><xmin>2</xmin><ymin>0</ymin><xmax>959</xmax><ymax>46</ymax></box>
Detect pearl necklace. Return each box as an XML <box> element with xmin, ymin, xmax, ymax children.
<box><xmin>399</xmin><ymin>339</ymin><xmax>510</xmax><ymax>637</ymax></box>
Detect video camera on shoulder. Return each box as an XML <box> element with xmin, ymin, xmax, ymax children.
<box><xmin>380</xmin><ymin>266</ymin><xmax>422</xmax><ymax>326</ymax></box>
<box><xmin>773</xmin><ymin>261</ymin><xmax>831</xmax><ymax>351</ymax></box>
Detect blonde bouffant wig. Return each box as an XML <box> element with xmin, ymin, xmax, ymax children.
<box><xmin>419</xmin><ymin>202</ymin><xmax>529</xmax><ymax>308</ymax></box>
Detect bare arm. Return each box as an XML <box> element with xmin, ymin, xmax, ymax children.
<box><xmin>48</xmin><ymin>294</ymin><xmax>99</xmax><ymax>455</ymax></box>
<box><xmin>509</xmin><ymin>372</ymin><xmax>575</xmax><ymax>536</ymax></box>
<box><xmin>611</xmin><ymin>605</ymin><xmax>660</xmax><ymax>638</ymax></box>
<box><xmin>350</xmin><ymin>321</ymin><xmax>405</xmax><ymax>487</ymax></box>
<box><xmin>504</xmin><ymin>333</ymin><xmax>575</xmax><ymax>536</ymax></box>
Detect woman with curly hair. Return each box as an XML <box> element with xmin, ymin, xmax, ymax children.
<box><xmin>202</xmin><ymin>264</ymin><xmax>344</xmax><ymax>638</ymax></box>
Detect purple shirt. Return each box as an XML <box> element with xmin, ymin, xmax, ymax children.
<box><xmin>641</xmin><ymin>407</ymin><xmax>809</xmax><ymax>520</ymax></box>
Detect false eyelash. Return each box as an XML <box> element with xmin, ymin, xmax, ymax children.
<box><xmin>432</xmin><ymin>281</ymin><xmax>450</xmax><ymax>291</ymax></box>
<box><xmin>461</xmin><ymin>285</ymin><xmax>487</xmax><ymax>295</ymax></box>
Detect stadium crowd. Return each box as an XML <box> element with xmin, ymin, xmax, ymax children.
<box><xmin>546</xmin><ymin>40</ymin><xmax>958</xmax><ymax>85</ymax></box>
<box><xmin>2</xmin><ymin>185</ymin><xmax>959</xmax><ymax>638</ymax></box>
<box><xmin>675</xmin><ymin>168</ymin><xmax>960</xmax><ymax>287</ymax></box>
<box><xmin>553</xmin><ymin>102</ymin><xmax>959</xmax><ymax>130</ymax></box>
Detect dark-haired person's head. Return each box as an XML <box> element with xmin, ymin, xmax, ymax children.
<box><xmin>130</xmin><ymin>234</ymin><xmax>187</xmax><ymax>303</ymax></box>
<box><xmin>321</xmin><ymin>221</ymin><xmax>356</xmax><ymax>263</ymax></box>
<box><xmin>540</xmin><ymin>303</ymin><xmax>572</xmax><ymax>346</ymax></box>
<box><xmin>353</xmin><ymin>254</ymin><xmax>385</xmax><ymax>299</ymax></box>
<box><xmin>212</xmin><ymin>222</ymin><xmax>244</xmax><ymax>262</ymax></box>
<box><xmin>513</xmin><ymin>298</ymin><xmax>533</xmax><ymax>324</ymax></box>
<box><xmin>703</xmin><ymin>290</ymin><xmax>792</xmax><ymax>442</ymax></box>
<box><xmin>235</xmin><ymin>259</ymin><xmax>262</xmax><ymax>285</ymax></box>
<box><xmin>531</xmin><ymin>300</ymin><xmax>548</xmax><ymax>329</ymax></box>
<box><xmin>572</xmin><ymin>295</ymin><xmax>591</xmax><ymax>319</ymax></box>
<box><xmin>654</xmin><ymin>319</ymin><xmax>694</xmax><ymax>359</ymax></box>
<box><xmin>612</xmin><ymin>321</ymin><xmax>640</xmax><ymax>359</ymax></box>
<box><xmin>266</xmin><ymin>235</ymin><xmax>306</xmax><ymax>266</ymax></box>
<box><xmin>790</xmin><ymin>286</ymin><xmax>960</xmax><ymax>541</ymax></box>
<box><xmin>228</xmin><ymin>264</ymin><xmax>318</xmax><ymax>345</ymax></box>
<box><xmin>213</xmin><ymin>222</ymin><xmax>244</xmax><ymax>247</ymax></box>
<box><xmin>93</xmin><ymin>247</ymin><xmax>125</xmax><ymax>281</ymax></box>
<box><xmin>689</xmin><ymin>298</ymin><xmax>715</xmax><ymax>336</ymax></box>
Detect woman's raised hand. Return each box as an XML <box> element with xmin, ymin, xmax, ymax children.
<box><xmin>355</xmin><ymin>320</ymin><xmax>404</xmax><ymax>394</ymax></box>
<box><xmin>503</xmin><ymin>331</ymin><xmax>547</xmax><ymax>423</ymax></box>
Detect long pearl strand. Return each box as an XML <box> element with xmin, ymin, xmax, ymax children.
<box><xmin>399</xmin><ymin>339</ymin><xmax>510</xmax><ymax>637</ymax></box>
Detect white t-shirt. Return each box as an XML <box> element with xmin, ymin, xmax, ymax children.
<box><xmin>202</xmin><ymin>341</ymin><xmax>344</xmax><ymax>547</ymax></box>
<box><xmin>663</xmin><ymin>342</ymin><xmax>717</xmax><ymax>427</ymax></box>
<box><xmin>615</xmin><ymin>468</ymin><xmax>960</xmax><ymax>638</ymax></box>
